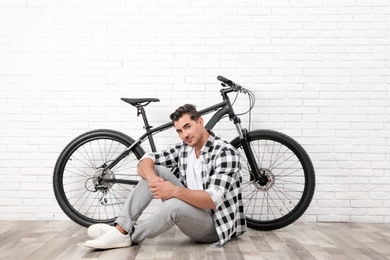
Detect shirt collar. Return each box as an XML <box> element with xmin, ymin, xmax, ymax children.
<box><xmin>199</xmin><ymin>129</ymin><xmax>216</xmax><ymax>155</ymax></box>
<box><xmin>181</xmin><ymin>129</ymin><xmax>216</xmax><ymax>155</ymax></box>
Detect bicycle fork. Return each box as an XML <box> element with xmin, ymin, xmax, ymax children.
<box><xmin>234</xmin><ymin>119</ymin><xmax>267</xmax><ymax>185</ymax></box>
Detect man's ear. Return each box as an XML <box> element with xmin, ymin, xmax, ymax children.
<box><xmin>198</xmin><ymin>117</ymin><xmax>204</xmax><ymax>127</ymax></box>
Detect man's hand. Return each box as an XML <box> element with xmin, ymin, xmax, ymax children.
<box><xmin>149</xmin><ymin>180</ymin><xmax>177</xmax><ymax>200</ymax></box>
<box><xmin>147</xmin><ymin>175</ymin><xmax>164</xmax><ymax>187</ymax></box>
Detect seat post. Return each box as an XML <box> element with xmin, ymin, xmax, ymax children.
<box><xmin>137</xmin><ymin>105</ymin><xmax>157</xmax><ymax>152</ymax></box>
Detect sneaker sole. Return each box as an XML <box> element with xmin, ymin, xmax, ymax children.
<box><xmin>84</xmin><ymin>240</ymin><xmax>131</xmax><ymax>250</ymax></box>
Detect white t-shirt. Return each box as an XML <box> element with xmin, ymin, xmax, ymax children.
<box><xmin>185</xmin><ymin>148</ymin><xmax>203</xmax><ymax>190</ymax></box>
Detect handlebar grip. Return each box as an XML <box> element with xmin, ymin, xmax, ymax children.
<box><xmin>217</xmin><ymin>75</ymin><xmax>232</xmax><ymax>86</ymax></box>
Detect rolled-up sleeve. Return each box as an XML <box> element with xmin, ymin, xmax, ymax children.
<box><xmin>138</xmin><ymin>153</ymin><xmax>155</xmax><ymax>164</ymax></box>
<box><xmin>138</xmin><ymin>143</ymin><xmax>182</xmax><ymax>168</ymax></box>
<box><xmin>206</xmin><ymin>186</ymin><xmax>225</xmax><ymax>208</ymax></box>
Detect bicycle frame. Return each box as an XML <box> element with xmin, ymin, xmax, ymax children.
<box><xmin>101</xmin><ymin>88</ymin><xmax>262</xmax><ymax>185</ymax></box>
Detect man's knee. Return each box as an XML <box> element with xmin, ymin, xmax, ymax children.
<box><xmin>154</xmin><ymin>165</ymin><xmax>173</xmax><ymax>179</ymax></box>
<box><xmin>154</xmin><ymin>166</ymin><xmax>183</xmax><ymax>187</ymax></box>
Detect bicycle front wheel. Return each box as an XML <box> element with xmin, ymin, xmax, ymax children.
<box><xmin>231</xmin><ymin>130</ymin><xmax>315</xmax><ymax>231</ymax></box>
<box><xmin>53</xmin><ymin>129</ymin><xmax>145</xmax><ymax>227</ymax></box>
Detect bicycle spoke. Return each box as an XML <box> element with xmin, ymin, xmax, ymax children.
<box><xmin>276</xmin><ymin>166</ymin><xmax>302</xmax><ymax>179</ymax></box>
<box><xmin>271</xmin><ymin>152</ymin><xmax>296</xmax><ymax>172</ymax></box>
<box><xmin>80</xmin><ymin>145</ymin><xmax>98</xmax><ymax>170</ymax></box>
<box><xmin>89</xmin><ymin>192</ymin><xmax>101</xmax><ymax>219</ymax></box>
<box><xmin>105</xmin><ymin>140</ymin><xmax>121</xmax><ymax>164</ymax></box>
<box><xmin>63</xmin><ymin>167</ymin><xmax>89</xmax><ymax>180</ymax></box>
<box><xmin>243</xmin><ymin>189</ymin><xmax>258</xmax><ymax>217</ymax></box>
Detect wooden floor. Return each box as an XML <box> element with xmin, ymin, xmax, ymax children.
<box><xmin>0</xmin><ymin>221</ymin><xmax>389</xmax><ymax>260</ymax></box>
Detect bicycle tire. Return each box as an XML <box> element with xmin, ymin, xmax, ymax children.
<box><xmin>231</xmin><ymin>129</ymin><xmax>315</xmax><ymax>231</ymax></box>
<box><xmin>53</xmin><ymin>129</ymin><xmax>145</xmax><ymax>227</ymax></box>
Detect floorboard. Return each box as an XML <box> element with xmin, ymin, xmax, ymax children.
<box><xmin>0</xmin><ymin>221</ymin><xmax>389</xmax><ymax>260</ymax></box>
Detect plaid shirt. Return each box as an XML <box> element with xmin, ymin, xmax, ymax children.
<box><xmin>146</xmin><ymin>130</ymin><xmax>247</xmax><ymax>246</ymax></box>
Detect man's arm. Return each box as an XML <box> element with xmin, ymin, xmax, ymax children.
<box><xmin>137</xmin><ymin>157</ymin><xmax>158</xmax><ymax>181</ymax></box>
<box><xmin>150</xmin><ymin>181</ymin><xmax>216</xmax><ymax>209</ymax></box>
<box><xmin>174</xmin><ymin>186</ymin><xmax>216</xmax><ymax>209</ymax></box>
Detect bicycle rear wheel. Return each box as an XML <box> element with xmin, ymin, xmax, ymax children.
<box><xmin>53</xmin><ymin>129</ymin><xmax>145</xmax><ymax>227</ymax></box>
<box><xmin>231</xmin><ymin>130</ymin><xmax>315</xmax><ymax>231</ymax></box>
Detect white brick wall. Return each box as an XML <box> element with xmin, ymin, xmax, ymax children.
<box><xmin>1</xmin><ymin>0</ymin><xmax>389</xmax><ymax>223</ymax></box>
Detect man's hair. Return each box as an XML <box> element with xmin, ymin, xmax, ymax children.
<box><xmin>170</xmin><ymin>104</ymin><xmax>201</xmax><ymax>122</ymax></box>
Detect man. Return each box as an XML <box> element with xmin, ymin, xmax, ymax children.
<box><xmin>84</xmin><ymin>104</ymin><xmax>246</xmax><ymax>249</ymax></box>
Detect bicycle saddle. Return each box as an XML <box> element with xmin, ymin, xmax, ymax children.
<box><xmin>121</xmin><ymin>98</ymin><xmax>160</xmax><ymax>107</ymax></box>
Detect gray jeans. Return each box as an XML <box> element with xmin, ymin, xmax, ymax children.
<box><xmin>115</xmin><ymin>165</ymin><xmax>219</xmax><ymax>244</ymax></box>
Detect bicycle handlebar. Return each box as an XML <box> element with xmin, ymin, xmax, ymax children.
<box><xmin>217</xmin><ymin>75</ymin><xmax>233</xmax><ymax>85</ymax></box>
<box><xmin>217</xmin><ymin>75</ymin><xmax>247</xmax><ymax>93</ymax></box>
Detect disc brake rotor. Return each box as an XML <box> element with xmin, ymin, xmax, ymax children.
<box><xmin>253</xmin><ymin>168</ymin><xmax>275</xmax><ymax>191</ymax></box>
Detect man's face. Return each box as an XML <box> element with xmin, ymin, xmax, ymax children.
<box><xmin>173</xmin><ymin>114</ymin><xmax>204</xmax><ymax>148</ymax></box>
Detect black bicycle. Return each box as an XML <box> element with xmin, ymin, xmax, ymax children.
<box><xmin>53</xmin><ymin>76</ymin><xmax>315</xmax><ymax>231</ymax></box>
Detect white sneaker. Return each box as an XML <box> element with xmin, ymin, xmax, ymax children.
<box><xmin>87</xmin><ymin>224</ymin><xmax>115</xmax><ymax>239</ymax></box>
<box><xmin>84</xmin><ymin>228</ymin><xmax>132</xmax><ymax>249</ymax></box>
